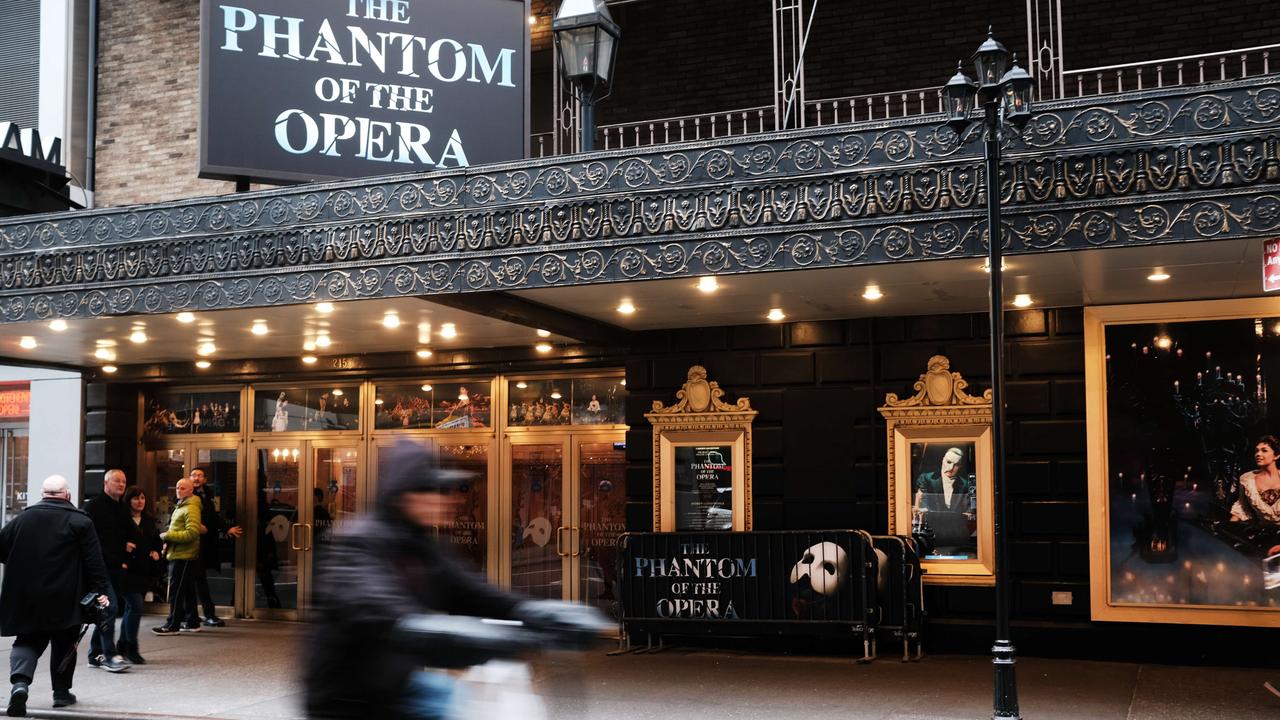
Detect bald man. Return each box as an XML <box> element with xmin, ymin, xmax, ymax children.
<box><xmin>1</xmin><ymin>476</ymin><xmax>115</xmax><ymax>715</ymax></box>
<box><xmin>152</xmin><ymin>478</ymin><xmax>203</xmax><ymax>636</ymax></box>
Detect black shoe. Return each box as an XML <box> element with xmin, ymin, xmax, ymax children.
<box><xmin>51</xmin><ymin>690</ymin><xmax>76</xmax><ymax>708</ymax></box>
<box><xmin>87</xmin><ymin>653</ymin><xmax>104</xmax><ymax>669</ymax></box>
<box><xmin>7</xmin><ymin>683</ymin><xmax>27</xmax><ymax>717</ymax></box>
<box><xmin>120</xmin><ymin>641</ymin><xmax>146</xmax><ymax>665</ymax></box>
<box><xmin>101</xmin><ymin>655</ymin><xmax>130</xmax><ymax>673</ymax></box>
<box><xmin>179</xmin><ymin>623</ymin><xmax>202</xmax><ymax>633</ymax></box>
<box><xmin>152</xmin><ymin>625</ymin><xmax>180</xmax><ymax>635</ymax></box>
<box><xmin>202</xmin><ymin>617</ymin><xmax>226</xmax><ymax>627</ymax></box>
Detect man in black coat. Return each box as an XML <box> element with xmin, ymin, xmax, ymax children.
<box><xmin>304</xmin><ymin>440</ymin><xmax>596</xmax><ymax>720</ymax></box>
<box><xmin>1</xmin><ymin>475</ymin><xmax>113</xmax><ymax>716</ymax></box>
<box><xmin>187</xmin><ymin>466</ymin><xmax>242</xmax><ymax>628</ymax></box>
<box><xmin>83</xmin><ymin>469</ymin><xmax>131</xmax><ymax>671</ymax></box>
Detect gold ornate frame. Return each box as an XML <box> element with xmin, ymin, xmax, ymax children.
<box><xmin>879</xmin><ymin>356</ymin><xmax>995</xmax><ymax>585</ymax></box>
<box><xmin>1086</xmin><ymin>298</ymin><xmax>1280</xmax><ymax>627</ymax></box>
<box><xmin>645</xmin><ymin>366</ymin><xmax>757</xmax><ymax>531</ymax></box>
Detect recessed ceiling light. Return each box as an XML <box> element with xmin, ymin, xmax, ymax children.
<box><xmin>417</xmin><ymin>322</ymin><xmax>432</xmax><ymax>344</ymax></box>
<box><xmin>862</xmin><ymin>285</ymin><xmax>883</xmax><ymax>301</ymax></box>
<box><xmin>101</xmin><ymin>365</ymin><xmax>118</xmax><ymax>374</ymax></box>
<box><xmin>440</xmin><ymin>323</ymin><xmax>457</xmax><ymax>339</ymax></box>
<box><xmin>421</xmin><ymin>384</ymin><xmax>433</xmax><ymax>392</ymax></box>
<box><xmin>550</xmin><ymin>390</ymin><xmax>562</xmax><ymax>400</ymax></box>
<box><xmin>94</xmin><ymin>348</ymin><xmax>116</xmax><ymax>361</ymax></box>
<box><xmin>1012</xmin><ymin>294</ymin><xmax>1034</xmax><ymax>308</ymax></box>
<box><xmin>697</xmin><ymin>276</ymin><xmax>719</xmax><ymax>293</ymax></box>
<box><xmin>251</xmin><ymin>321</ymin><xmax>269</xmax><ymax>336</ymax></box>
<box><xmin>176</xmin><ymin>312</ymin><xmax>196</xmax><ymax>323</ymax></box>
<box><xmin>515</xmin><ymin>381</ymin><xmax>528</xmax><ymax>389</ymax></box>
<box><xmin>382</xmin><ymin>313</ymin><xmax>401</xmax><ymax>329</ymax></box>
<box><xmin>18</xmin><ymin>337</ymin><xmax>36</xmax><ymax>350</ymax></box>
<box><xmin>536</xmin><ymin>329</ymin><xmax>551</xmax><ymax>338</ymax></box>
<box><xmin>315</xmin><ymin>335</ymin><xmax>332</xmax><ymax>348</ymax></box>
<box><xmin>332</xmin><ymin>389</ymin><xmax>344</xmax><ymax>396</ymax></box>
<box><xmin>129</xmin><ymin>330</ymin><xmax>148</xmax><ymax>344</ymax></box>
<box><xmin>766</xmin><ymin>308</ymin><xmax>786</xmax><ymax>322</ymax></box>
<box><xmin>301</xmin><ymin>355</ymin><xmax>317</xmax><ymax>364</ymax></box>
<box><xmin>981</xmin><ymin>258</ymin><xmax>1008</xmax><ymax>273</ymax></box>
<box><xmin>617</xmin><ymin>300</ymin><xmax>636</xmax><ymax>315</ymax></box>
<box><xmin>535</xmin><ymin>342</ymin><xmax>553</xmax><ymax>353</ymax></box>
<box><xmin>303</xmin><ymin>340</ymin><xmax>316</xmax><ymax>352</ymax></box>
<box><xmin>197</xmin><ymin>341</ymin><xmax>217</xmax><ymax>356</ymax></box>
<box><xmin>49</xmin><ymin>319</ymin><xmax>68</xmax><ymax>332</ymax></box>
<box><xmin>195</xmin><ymin>360</ymin><xmax>211</xmax><ymax>369</ymax></box>
<box><xmin>415</xmin><ymin>348</ymin><xmax>433</xmax><ymax>359</ymax></box>
<box><xmin>374</xmin><ymin>398</ymin><xmax>384</xmax><ymax>406</ymax></box>
<box><xmin>315</xmin><ymin>302</ymin><xmax>334</xmax><ymax>314</ymax></box>
<box><xmin>1147</xmin><ymin>270</ymin><xmax>1171</xmax><ymax>282</ymax></box>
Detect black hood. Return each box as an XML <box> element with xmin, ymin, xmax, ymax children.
<box><xmin>376</xmin><ymin>439</ymin><xmax>469</xmax><ymax>513</ymax></box>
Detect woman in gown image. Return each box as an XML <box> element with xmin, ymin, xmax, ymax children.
<box><xmin>1232</xmin><ymin>435</ymin><xmax>1280</xmax><ymax>557</ymax></box>
<box><xmin>271</xmin><ymin>391</ymin><xmax>290</xmax><ymax>432</ymax></box>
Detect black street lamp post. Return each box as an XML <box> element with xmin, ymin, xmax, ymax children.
<box><xmin>941</xmin><ymin>29</ymin><xmax>1033</xmax><ymax>720</ymax></box>
<box><xmin>553</xmin><ymin>0</ymin><xmax>621</xmax><ymax>152</ymax></box>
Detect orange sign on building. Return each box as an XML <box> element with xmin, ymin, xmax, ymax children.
<box><xmin>0</xmin><ymin>385</ymin><xmax>30</xmax><ymax>420</ymax></box>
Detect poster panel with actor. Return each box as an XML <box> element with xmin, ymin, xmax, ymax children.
<box><xmin>1104</xmin><ymin>316</ymin><xmax>1280</xmax><ymax>611</ymax></box>
<box><xmin>909</xmin><ymin>441</ymin><xmax>979</xmax><ymax>560</ymax></box>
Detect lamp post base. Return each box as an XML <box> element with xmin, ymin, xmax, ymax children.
<box><xmin>992</xmin><ymin>640</ymin><xmax>1021</xmax><ymax>719</ymax></box>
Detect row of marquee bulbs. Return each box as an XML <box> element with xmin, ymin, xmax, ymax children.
<box><xmin>44</xmin><ymin>302</ymin><xmax>555</xmax><ymax>373</ymax></box>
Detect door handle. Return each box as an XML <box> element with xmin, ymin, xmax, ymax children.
<box><xmin>303</xmin><ymin>523</ymin><xmax>314</xmax><ymax>551</ymax></box>
<box><xmin>289</xmin><ymin>523</ymin><xmax>304</xmax><ymax>551</ymax></box>
<box><xmin>556</xmin><ymin>526</ymin><xmax>568</xmax><ymax>557</ymax></box>
<box><xmin>570</xmin><ymin>526</ymin><xmax>581</xmax><ymax>557</ymax></box>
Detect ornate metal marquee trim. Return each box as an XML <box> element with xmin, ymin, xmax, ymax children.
<box><xmin>0</xmin><ymin>76</ymin><xmax>1278</xmax><ymax>322</ymax></box>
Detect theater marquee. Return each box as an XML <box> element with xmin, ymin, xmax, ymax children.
<box><xmin>199</xmin><ymin>0</ymin><xmax>529</xmax><ymax>184</ymax></box>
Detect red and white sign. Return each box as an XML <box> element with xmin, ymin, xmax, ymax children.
<box><xmin>1266</xmin><ymin>238</ymin><xmax>1280</xmax><ymax>292</ymax></box>
<box><xmin>0</xmin><ymin>385</ymin><xmax>29</xmax><ymax>420</ymax></box>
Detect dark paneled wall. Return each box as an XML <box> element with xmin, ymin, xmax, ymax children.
<box><xmin>83</xmin><ymin>382</ymin><xmax>139</xmax><ymax>498</ymax></box>
<box><xmin>623</xmin><ymin>308</ymin><xmax>1087</xmax><ymax>617</ymax></box>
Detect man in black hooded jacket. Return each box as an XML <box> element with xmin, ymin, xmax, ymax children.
<box><xmin>304</xmin><ymin>439</ymin><xmax>598</xmax><ymax>719</ymax></box>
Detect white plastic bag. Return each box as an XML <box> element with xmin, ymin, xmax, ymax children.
<box><xmin>454</xmin><ymin>660</ymin><xmax>547</xmax><ymax>720</ymax></box>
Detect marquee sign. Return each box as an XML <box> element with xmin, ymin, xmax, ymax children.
<box><xmin>199</xmin><ymin>0</ymin><xmax>529</xmax><ymax>184</ymax></box>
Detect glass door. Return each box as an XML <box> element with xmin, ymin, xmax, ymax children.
<box><xmin>192</xmin><ymin>446</ymin><xmax>241</xmax><ymax>615</ymax></box>
<box><xmin>573</xmin><ymin>435</ymin><xmax>627</xmax><ymax>618</ymax></box>
<box><xmin>252</xmin><ymin>443</ymin><xmax>302</xmax><ymax>617</ymax></box>
<box><xmin>507</xmin><ymin>438</ymin><xmax>570</xmax><ymax>600</ymax></box>
<box><xmin>249</xmin><ymin>439</ymin><xmax>361</xmax><ymax>619</ymax></box>
<box><xmin>0</xmin><ymin>427</ymin><xmax>29</xmax><ymax>527</ymax></box>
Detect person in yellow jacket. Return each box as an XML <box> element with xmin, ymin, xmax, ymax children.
<box><xmin>152</xmin><ymin>478</ymin><xmax>202</xmax><ymax>635</ymax></box>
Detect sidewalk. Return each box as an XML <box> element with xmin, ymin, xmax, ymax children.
<box><xmin>2</xmin><ymin>617</ymin><xmax>1278</xmax><ymax>719</ymax></box>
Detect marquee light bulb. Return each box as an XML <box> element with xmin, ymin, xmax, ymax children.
<box><xmin>862</xmin><ymin>285</ymin><xmax>883</xmax><ymax>301</ymax></box>
<box><xmin>195</xmin><ymin>360</ymin><xmax>211</xmax><ymax>369</ymax></box>
<box><xmin>315</xmin><ymin>335</ymin><xmax>332</xmax><ymax>348</ymax></box>
<box><xmin>130</xmin><ymin>330</ymin><xmax>148</xmax><ymax>344</ymax></box>
<box><xmin>421</xmin><ymin>384</ymin><xmax>433</xmax><ymax>392</ymax></box>
<box><xmin>440</xmin><ymin>323</ymin><xmax>457</xmax><ymax>339</ymax></box>
<box><xmin>102</xmin><ymin>365</ymin><xmax>118</xmax><ymax>374</ymax></box>
<box><xmin>1012</xmin><ymin>294</ymin><xmax>1034</xmax><ymax>308</ymax></box>
<box><xmin>382</xmin><ymin>313</ymin><xmax>401</xmax><ymax>329</ymax></box>
<box><xmin>315</xmin><ymin>302</ymin><xmax>334</xmax><ymax>314</ymax></box>
<box><xmin>766</xmin><ymin>308</ymin><xmax>786</xmax><ymax>322</ymax></box>
<box><xmin>197</xmin><ymin>341</ymin><xmax>217</xmax><ymax>356</ymax></box>
<box><xmin>176</xmin><ymin>312</ymin><xmax>196</xmax><ymax>323</ymax></box>
<box><xmin>49</xmin><ymin>319</ymin><xmax>68</xmax><ymax>332</ymax></box>
<box><xmin>616</xmin><ymin>300</ymin><xmax>636</xmax><ymax>315</ymax></box>
<box><xmin>251</xmin><ymin>321</ymin><xmax>269</xmax><ymax>336</ymax></box>
<box><xmin>536</xmin><ymin>329</ymin><xmax>551</xmax><ymax>338</ymax></box>
<box><xmin>416</xmin><ymin>348</ymin><xmax>433</xmax><ymax>358</ymax></box>
<box><xmin>535</xmin><ymin>342</ymin><xmax>552</xmax><ymax>353</ymax></box>
<box><xmin>697</xmin><ymin>276</ymin><xmax>719</xmax><ymax>293</ymax></box>
<box><xmin>301</xmin><ymin>355</ymin><xmax>318</xmax><ymax>364</ymax></box>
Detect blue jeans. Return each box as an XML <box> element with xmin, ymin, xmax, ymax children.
<box><xmin>119</xmin><ymin>590</ymin><xmax>145</xmax><ymax>646</ymax></box>
<box><xmin>88</xmin><ymin>571</ymin><xmax>121</xmax><ymax>658</ymax></box>
<box><xmin>401</xmin><ymin>671</ymin><xmax>460</xmax><ymax>720</ymax></box>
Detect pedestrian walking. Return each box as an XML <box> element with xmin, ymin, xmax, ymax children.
<box><xmin>152</xmin><ymin>478</ymin><xmax>202</xmax><ymax>636</ymax></box>
<box><xmin>119</xmin><ymin>486</ymin><xmax>161</xmax><ymax>663</ymax></box>
<box><xmin>187</xmin><ymin>467</ymin><xmax>242</xmax><ymax>628</ymax></box>
<box><xmin>1</xmin><ymin>475</ymin><xmax>116</xmax><ymax>717</ymax></box>
<box><xmin>83</xmin><ymin>469</ymin><xmax>132</xmax><ymax>671</ymax></box>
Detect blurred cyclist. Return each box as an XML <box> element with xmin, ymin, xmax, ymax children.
<box><xmin>304</xmin><ymin>439</ymin><xmax>602</xmax><ymax>720</ymax></box>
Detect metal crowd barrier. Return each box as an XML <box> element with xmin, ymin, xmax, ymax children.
<box><xmin>615</xmin><ymin>530</ymin><xmax>924</xmax><ymax>662</ymax></box>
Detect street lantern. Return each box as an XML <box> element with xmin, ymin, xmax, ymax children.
<box><xmin>553</xmin><ymin>0</ymin><xmax>621</xmax><ymax>152</ymax></box>
<box><xmin>1000</xmin><ymin>56</ymin><xmax>1033</xmax><ymax>128</ymax></box>
<box><xmin>943</xmin><ymin>62</ymin><xmax>978</xmax><ymax>133</ymax></box>
<box><xmin>973</xmin><ymin>28</ymin><xmax>1010</xmax><ymax>89</ymax></box>
<box><xmin>939</xmin><ymin>30</ymin><xmax>1034</xmax><ymax>720</ymax></box>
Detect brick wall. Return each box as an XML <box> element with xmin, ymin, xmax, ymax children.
<box><xmin>95</xmin><ymin>0</ymin><xmax>234</xmax><ymax>207</ymax></box>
